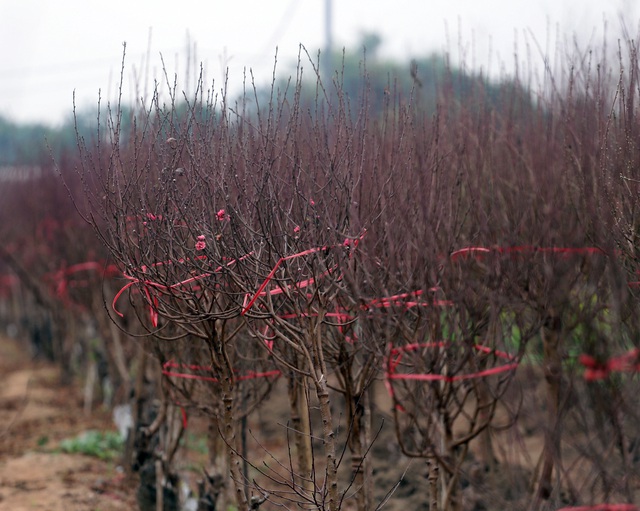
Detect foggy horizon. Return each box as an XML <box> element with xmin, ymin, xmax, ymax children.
<box><xmin>1</xmin><ymin>0</ymin><xmax>638</xmax><ymax>126</ymax></box>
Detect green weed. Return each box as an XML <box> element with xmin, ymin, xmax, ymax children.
<box><xmin>59</xmin><ymin>430</ymin><xmax>124</xmax><ymax>461</ymax></box>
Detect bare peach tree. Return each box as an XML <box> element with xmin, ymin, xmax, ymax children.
<box><xmin>72</xmin><ymin>55</ymin><xmax>289</xmax><ymax>508</ymax></box>
<box><xmin>237</xmin><ymin>55</ymin><xmax>398</xmax><ymax>510</ymax></box>
<box><xmin>72</xmin><ymin>46</ymin><xmax>406</xmax><ymax>510</ymax></box>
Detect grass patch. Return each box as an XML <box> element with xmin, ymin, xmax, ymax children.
<box><xmin>180</xmin><ymin>432</ymin><xmax>209</xmax><ymax>456</ymax></box>
<box><xmin>59</xmin><ymin>430</ymin><xmax>124</xmax><ymax>461</ymax></box>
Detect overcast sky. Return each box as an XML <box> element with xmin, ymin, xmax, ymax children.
<box><xmin>0</xmin><ymin>0</ymin><xmax>637</xmax><ymax>125</ymax></box>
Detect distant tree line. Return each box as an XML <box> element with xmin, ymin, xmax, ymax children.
<box><xmin>0</xmin><ymin>113</ymin><xmax>85</xmax><ymax>166</ymax></box>
<box><xmin>255</xmin><ymin>32</ymin><xmax>532</xmax><ymax>119</ymax></box>
<box><xmin>1</xmin><ymin>33</ymin><xmax>530</xmax><ymax>169</ymax></box>
<box><xmin>0</xmin><ymin>107</ymin><xmax>134</xmax><ymax>167</ymax></box>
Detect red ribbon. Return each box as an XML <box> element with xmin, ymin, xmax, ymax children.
<box><xmin>112</xmin><ymin>253</ymin><xmax>253</xmax><ymax>322</ymax></box>
<box><xmin>241</xmin><ymin>231</ymin><xmax>366</xmax><ymax>315</ymax></box>
<box><xmin>162</xmin><ymin>361</ymin><xmax>281</xmax><ymax>383</ymax></box>
<box><xmin>386</xmin><ymin>342</ymin><xmax>518</xmax><ymax>383</ymax></box>
<box><xmin>579</xmin><ymin>349</ymin><xmax>640</xmax><ymax>380</ymax></box>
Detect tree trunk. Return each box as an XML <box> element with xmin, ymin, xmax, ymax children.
<box><xmin>534</xmin><ymin>313</ymin><xmax>562</xmax><ymax>506</ymax></box>
<box><xmin>428</xmin><ymin>459</ymin><xmax>439</xmax><ymax>511</ymax></box>
<box><xmin>314</xmin><ymin>375</ymin><xmax>339</xmax><ymax>511</ymax></box>
<box><xmin>288</xmin><ymin>374</ymin><xmax>313</xmax><ymax>498</ymax></box>
<box><xmin>221</xmin><ymin>375</ymin><xmax>249</xmax><ymax>511</ymax></box>
<box><xmin>348</xmin><ymin>390</ymin><xmax>372</xmax><ymax>511</ymax></box>
<box><xmin>207</xmin><ymin>418</ymin><xmax>230</xmax><ymax>511</ymax></box>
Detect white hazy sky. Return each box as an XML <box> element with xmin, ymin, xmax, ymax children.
<box><xmin>0</xmin><ymin>0</ymin><xmax>637</xmax><ymax>125</ymax></box>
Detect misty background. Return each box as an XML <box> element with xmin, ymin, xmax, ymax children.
<box><xmin>0</xmin><ymin>0</ymin><xmax>638</xmax><ymax>126</ymax></box>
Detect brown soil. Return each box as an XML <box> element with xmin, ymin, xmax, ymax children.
<box><xmin>2</xmin><ymin>330</ymin><xmax>629</xmax><ymax>511</ymax></box>
<box><xmin>0</xmin><ymin>336</ymin><xmax>137</xmax><ymax>511</ymax></box>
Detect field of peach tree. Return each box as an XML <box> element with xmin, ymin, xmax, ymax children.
<box><xmin>2</xmin><ymin>42</ymin><xmax>640</xmax><ymax>511</ymax></box>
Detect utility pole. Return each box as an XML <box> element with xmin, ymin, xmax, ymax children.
<box><xmin>324</xmin><ymin>0</ymin><xmax>333</xmax><ymax>80</ymax></box>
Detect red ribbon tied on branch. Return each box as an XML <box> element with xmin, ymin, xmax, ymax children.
<box><xmin>579</xmin><ymin>349</ymin><xmax>640</xmax><ymax>380</ymax></box>
<box><xmin>162</xmin><ymin>361</ymin><xmax>281</xmax><ymax>383</ymax></box>
<box><xmin>241</xmin><ymin>231</ymin><xmax>366</xmax><ymax>316</ymax></box>
<box><xmin>384</xmin><ymin>342</ymin><xmax>519</xmax><ymax>412</ymax></box>
<box><xmin>112</xmin><ymin>253</ymin><xmax>252</xmax><ymax>326</ymax></box>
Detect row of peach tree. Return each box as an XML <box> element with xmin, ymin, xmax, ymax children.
<box><xmin>3</xmin><ymin>44</ymin><xmax>640</xmax><ymax>510</ymax></box>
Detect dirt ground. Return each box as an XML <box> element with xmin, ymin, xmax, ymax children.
<box><xmin>4</xmin><ymin>328</ymin><xmax>632</xmax><ymax>511</ymax></box>
<box><xmin>0</xmin><ymin>335</ymin><xmax>138</xmax><ymax>511</ymax></box>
